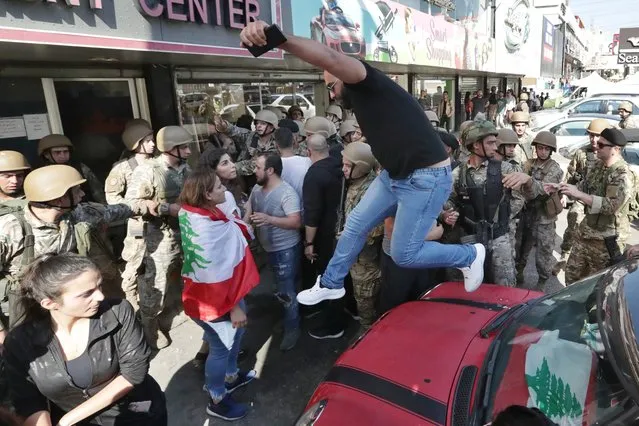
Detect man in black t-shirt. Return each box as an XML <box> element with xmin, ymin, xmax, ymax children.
<box><xmin>240</xmin><ymin>21</ymin><xmax>488</xmax><ymax>304</ymax></box>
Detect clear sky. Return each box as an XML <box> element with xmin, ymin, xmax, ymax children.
<box><xmin>570</xmin><ymin>0</ymin><xmax>639</xmax><ymax>33</ymax></box>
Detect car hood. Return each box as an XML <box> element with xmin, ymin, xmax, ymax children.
<box><xmin>310</xmin><ymin>283</ymin><xmax>539</xmax><ymax>424</ymax></box>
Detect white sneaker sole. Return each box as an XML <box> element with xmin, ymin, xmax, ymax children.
<box><xmin>308</xmin><ymin>330</ymin><xmax>345</xmax><ymax>340</ymax></box>
<box><xmin>206</xmin><ymin>407</ymin><xmax>248</xmax><ymax>421</ymax></box>
<box><xmin>297</xmin><ymin>287</ymin><xmax>346</xmax><ymax>305</ymax></box>
<box><xmin>464</xmin><ymin>244</ymin><xmax>486</xmax><ymax>292</ymax></box>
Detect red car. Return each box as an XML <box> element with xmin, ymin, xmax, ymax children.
<box><xmin>310</xmin><ymin>8</ymin><xmax>366</xmax><ymax>59</ymax></box>
<box><xmin>296</xmin><ymin>264</ymin><xmax>639</xmax><ymax>425</ymax></box>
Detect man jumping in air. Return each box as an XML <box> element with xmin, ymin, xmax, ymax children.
<box><xmin>240</xmin><ymin>20</ymin><xmax>486</xmax><ymax>303</ymax></box>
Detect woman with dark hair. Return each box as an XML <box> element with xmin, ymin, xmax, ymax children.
<box><xmin>3</xmin><ymin>253</ymin><xmax>166</xmax><ymax>426</ymax></box>
<box><xmin>198</xmin><ymin>147</ymin><xmax>248</xmax><ymax>217</ymax></box>
<box><xmin>464</xmin><ymin>91</ymin><xmax>473</xmax><ymax>121</ymax></box>
<box><xmin>178</xmin><ymin>169</ymin><xmax>259</xmax><ymax>421</ymax></box>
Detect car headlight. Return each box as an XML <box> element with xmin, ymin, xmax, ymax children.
<box><xmin>295</xmin><ymin>400</ymin><xmax>327</xmax><ymax>426</ymax></box>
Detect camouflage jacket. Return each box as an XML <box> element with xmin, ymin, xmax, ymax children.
<box><xmin>125</xmin><ymin>156</ymin><xmax>190</xmax><ymax>230</ymax></box>
<box><xmin>105</xmin><ymin>156</ymin><xmax>151</xmax><ymax>211</ymax></box>
<box><xmin>225</xmin><ymin>124</ymin><xmax>278</xmax><ymax>176</ymax></box>
<box><xmin>0</xmin><ymin>202</ymin><xmax>132</xmax><ymax>277</ymax></box>
<box><xmin>448</xmin><ymin>159</ymin><xmax>528</xmax><ymax>220</ymax></box>
<box><xmin>80</xmin><ymin>162</ymin><xmax>107</xmax><ymax>205</ymax></box>
<box><xmin>620</xmin><ymin>115</ymin><xmax>639</xmax><ymax>129</ymax></box>
<box><xmin>565</xmin><ymin>146</ymin><xmax>599</xmax><ymax>185</ymax></box>
<box><xmin>523</xmin><ymin>158</ymin><xmax>564</xmax><ymax>224</ymax></box>
<box><xmin>514</xmin><ymin>132</ymin><xmax>534</xmax><ymax>165</ymax></box>
<box><xmin>344</xmin><ymin>172</ymin><xmax>382</xmax><ymax>281</ymax></box>
<box><xmin>295</xmin><ymin>140</ymin><xmax>309</xmax><ymax>157</ymax></box>
<box><xmin>577</xmin><ymin>158</ymin><xmax>633</xmax><ymax>241</ymax></box>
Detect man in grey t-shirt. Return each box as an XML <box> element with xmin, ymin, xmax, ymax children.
<box><xmin>248</xmin><ymin>153</ymin><xmax>303</xmax><ymax>351</ymax></box>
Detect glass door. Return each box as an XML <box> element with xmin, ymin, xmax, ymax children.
<box><xmin>44</xmin><ymin>78</ymin><xmax>143</xmax><ymax>182</ymax></box>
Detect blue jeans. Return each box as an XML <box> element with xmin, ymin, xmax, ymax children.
<box><xmin>268</xmin><ymin>243</ymin><xmax>301</xmax><ymax>331</ymax></box>
<box><xmin>322</xmin><ymin>167</ymin><xmax>476</xmax><ymax>289</ymax></box>
<box><xmin>193</xmin><ymin>300</ymin><xmax>246</xmax><ymax>402</ymax></box>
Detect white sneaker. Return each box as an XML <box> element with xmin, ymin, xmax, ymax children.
<box><xmin>459</xmin><ymin>243</ymin><xmax>486</xmax><ymax>292</ymax></box>
<box><xmin>297</xmin><ymin>275</ymin><xmax>345</xmax><ymax>305</ymax></box>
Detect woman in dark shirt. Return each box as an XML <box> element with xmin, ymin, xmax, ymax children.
<box><xmin>4</xmin><ymin>253</ymin><xmax>166</xmax><ymax>426</ymax></box>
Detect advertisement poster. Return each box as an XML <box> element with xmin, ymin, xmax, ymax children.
<box><xmin>494</xmin><ymin>0</ymin><xmax>542</xmax><ymax>76</ymax></box>
<box><xmin>291</xmin><ymin>0</ymin><xmax>495</xmax><ymax>72</ymax></box>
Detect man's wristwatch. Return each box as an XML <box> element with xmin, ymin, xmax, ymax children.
<box><xmin>304</xmin><ymin>241</ymin><xmax>313</xmax><ymax>247</ymax></box>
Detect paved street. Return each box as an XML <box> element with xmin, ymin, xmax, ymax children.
<box><xmin>149</xmin><ymin>153</ymin><xmax>639</xmax><ymax>425</ymax></box>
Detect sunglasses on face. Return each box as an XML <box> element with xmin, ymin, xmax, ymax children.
<box><xmin>326</xmin><ymin>81</ymin><xmax>337</xmax><ymax>93</ymax></box>
<box><xmin>597</xmin><ymin>142</ymin><xmax>614</xmax><ymax>149</ymax></box>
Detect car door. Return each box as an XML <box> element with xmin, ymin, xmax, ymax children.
<box><xmin>571</xmin><ymin>99</ymin><xmax>604</xmax><ymax>115</ymax></box>
<box><xmin>549</xmin><ymin>119</ymin><xmax>592</xmax><ymax>149</ymax></box>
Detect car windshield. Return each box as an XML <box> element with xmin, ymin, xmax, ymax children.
<box><xmin>558</xmin><ymin>99</ymin><xmax>579</xmax><ymax>112</ymax></box>
<box><xmin>325</xmin><ymin>13</ymin><xmax>356</xmax><ymax>28</ymax></box>
<box><xmin>485</xmin><ymin>274</ymin><xmax>633</xmax><ymax>425</ymax></box>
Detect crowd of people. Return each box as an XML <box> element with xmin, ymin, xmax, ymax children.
<box><xmin>0</xmin><ymin>19</ymin><xmax>638</xmax><ymax>426</ymax></box>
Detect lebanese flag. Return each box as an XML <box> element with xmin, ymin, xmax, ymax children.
<box><xmin>179</xmin><ymin>201</ymin><xmax>259</xmax><ymax>322</ymax></box>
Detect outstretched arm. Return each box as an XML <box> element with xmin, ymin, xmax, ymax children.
<box><xmin>240</xmin><ymin>20</ymin><xmax>366</xmax><ymax>84</ymax></box>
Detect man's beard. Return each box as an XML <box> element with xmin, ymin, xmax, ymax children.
<box><xmin>340</xmin><ymin>87</ymin><xmax>354</xmax><ymax>110</ymax></box>
<box><xmin>0</xmin><ymin>186</ymin><xmax>18</xmax><ymax>197</ymax></box>
<box><xmin>256</xmin><ymin>175</ymin><xmax>268</xmax><ymax>186</ymax></box>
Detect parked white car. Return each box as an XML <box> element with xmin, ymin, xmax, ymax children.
<box><xmin>269</xmin><ymin>94</ymin><xmax>316</xmax><ymax>118</ymax></box>
<box><xmin>530</xmin><ymin>94</ymin><xmax>639</xmax><ymax>128</ymax></box>
<box><xmin>531</xmin><ymin>114</ymin><xmax>620</xmax><ymax>150</ymax></box>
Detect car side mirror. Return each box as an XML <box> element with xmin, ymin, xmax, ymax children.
<box><xmin>567</xmin><ymin>108</ymin><xmax>574</xmax><ymax>115</ymax></box>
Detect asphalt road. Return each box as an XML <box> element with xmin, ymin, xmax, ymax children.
<box><xmin>149</xmin><ymin>152</ymin><xmax>639</xmax><ymax>426</ymax></box>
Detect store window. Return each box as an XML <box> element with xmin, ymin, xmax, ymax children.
<box><xmin>0</xmin><ymin>78</ymin><xmax>50</xmax><ymax>165</ymax></box>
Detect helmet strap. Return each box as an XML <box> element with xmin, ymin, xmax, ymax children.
<box><xmin>166</xmin><ymin>147</ymin><xmax>187</xmax><ymax>164</ymax></box>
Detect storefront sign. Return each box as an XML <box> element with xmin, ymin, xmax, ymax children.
<box><xmin>494</xmin><ymin>0</ymin><xmax>542</xmax><ymax>76</ymax></box>
<box><xmin>618</xmin><ymin>27</ymin><xmax>639</xmax><ymax>64</ymax></box>
<box><xmin>138</xmin><ymin>0</ymin><xmax>260</xmax><ymax>29</ymax></box>
<box><xmin>23</xmin><ymin>0</ymin><xmax>103</xmax><ymax>9</ymax></box>
<box><xmin>291</xmin><ymin>0</ymin><xmax>494</xmax><ymax>72</ymax></box>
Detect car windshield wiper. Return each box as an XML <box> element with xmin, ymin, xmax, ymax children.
<box><xmin>480</xmin><ymin>303</ymin><xmax>528</xmax><ymax>338</ymax></box>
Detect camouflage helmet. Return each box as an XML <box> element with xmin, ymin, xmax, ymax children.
<box><xmin>38</xmin><ymin>134</ymin><xmax>73</xmax><ymax>156</ymax></box>
<box><xmin>464</xmin><ymin>121</ymin><xmax>499</xmax><ymax>147</ymax></box>
<box><xmin>0</xmin><ymin>151</ymin><xmax>30</xmax><ymax>172</ymax></box>
<box><xmin>496</xmin><ymin>128</ymin><xmax>521</xmax><ymax>147</ymax></box>
<box><xmin>124</xmin><ymin>118</ymin><xmax>151</xmax><ymax>130</ymax></box>
<box><xmin>618</xmin><ymin>101</ymin><xmax>634</xmax><ymax>113</ymax></box>
<box><xmin>288</xmin><ymin>105</ymin><xmax>304</xmax><ymax>119</ymax></box>
<box><xmin>339</xmin><ymin>119</ymin><xmax>360</xmax><ymax>138</ymax></box>
<box><xmin>24</xmin><ymin>164</ymin><xmax>86</xmax><ymax>202</ymax></box>
<box><xmin>459</xmin><ymin>120</ymin><xmax>475</xmax><ymax>145</ymax></box>
<box><xmin>342</xmin><ymin>142</ymin><xmax>376</xmax><ymax>179</ymax></box>
<box><xmin>304</xmin><ymin>116</ymin><xmax>334</xmax><ymax>138</ymax></box>
<box><xmin>511</xmin><ymin>111</ymin><xmax>530</xmax><ymax>124</ymax></box>
<box><xmin>519</xmin><ymin>92</ymin><xmax>529</xmax><ymax>101</ymax></box>
<box><xmin>156</xmin><ymin>126</ymin><xmax>194</xmax><ymax>153</ymax></box>
<box><xmin>122</xmin><ymin>122</ymin><xmax>153</xmax><ymax>151</ymax></box>
<box><xmin>425</xmin><ymin>110</ymin><xmax>440</xmax><ymax>125</ymax></box>
<box><xmin>254</xmin><ymin>109</ymin><xmax>279</xmax><ymax>127</ymax></box>
<box><xmin>587</xmin><ymin>118</ymin><xmax>613</xmax><ymax>135</ymax></box>
<box><xmin>326</xmin><ymin>104</ymin><xmax>343</xmax><ymax>120</ymax></box>
<box><xmin>532</xmin><ymin>131</ymin><xmax>557</xmax><ymax>151</ymax></box>
<box><xmin>263</xmin><ymin>106</ymin><xmax>285</xmax><ymax>120</ymax></box>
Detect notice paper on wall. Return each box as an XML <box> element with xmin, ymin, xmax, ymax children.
<box><xmin>23</xmin><ymin>114</ymin><xmax>51</xmax><ymax>140</ymax></box>
<box><xmin>0</xmin><ymin>117</ymin><xmax>27</xmax><ymax>139</ymax></box>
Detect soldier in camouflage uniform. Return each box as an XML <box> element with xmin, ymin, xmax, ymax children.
<box><xmin>446</xmin><ymin>121</ymin><xmax>533</xmax><ymax>287</ymax></box>
<box><xmin>293</xmin><ymin>119</ymin><xmax>308</xmax><ymax>157</ymax></box>
<box><xmin>553</xmin><ymin>118</ymin><xmax>610</xmax><ymax>275</ymax></box>
<box><xmin>38</xmin><ymin>134</ymin><xmax>106</xmax><ymax>204</ymax></box>
<box><xmin>558</xmin><ymin>128</ymin><xmax>633</xmax><ymax>284</ymax></box>
<box><xmin>515</xmin><ymin>132</ymin><xmax>564</xmax><ymax>290</ymax></box>
<box><xmin>303</xmin><ymin>116</ymin><xmax>344</xmax><ymax>158</ymax></box>
<box><xmin>105</xmin><ymin>122</ymin><xmax>156</xmax><ymax>310</ymax></box>
<box><xmin>0</xmin><ymin>151</ymin><xmax>29</xmax><ymax>204</ymax></box>
<box><xmin>510</xmin><ymin>111</ymin><xmax>534</xmax><ymax>165</ymax></box>
<box><xmin>618</xmin><ymin>101</ymin><xmax>639</xmax><ymax>129</ymax></box>
<box><xmin>339</xmin><ymin>119</ymin><xmax>363</xmax><ymax>145</ymax></box>
<box><xmin>0</xmin><ymin>165</ymin><xmax>136</xmax><ymax>337</ymax></box>
<box><xmin>455</xmin><ymin>120</ymin><xmax>475</xmax><ymax>165</ymax></box>
<box><xmin>326</xmin><ymin>104</ymin><xmax>343</xmax><ymax>133</ymax></box>
<box><xmin>341</xmin><ymin>142</ymin><xmax>383</xmax><ymax>328</ymax></box>
<box><xmin>125</xmin><ymin>126</ymin><xmax>192</xmax><ymax>349</ymax></box>
<box><xmin>213</xmin><ymin>109</ymin><xmax>279</xmax><ymax>176</ymax></box>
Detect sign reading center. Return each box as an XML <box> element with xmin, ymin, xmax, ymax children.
<box><xmin>139</xmin><ymin>0</ymin><xmax>260</xmax><ymax>29</ymax></box>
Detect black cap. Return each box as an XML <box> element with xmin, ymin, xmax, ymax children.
<box><xmin>438</xmin><ymin>130</ymin><xmax>459</xmax><ymax>150</ymax></box>
<box><xmin>601</xmin><ymin>128</ymin><xmax>627</xmax><ymax>147</ymax></box>
<box><xmin>278</xmin><ymin>118</ymin><xmax>299</xmax><ymax>134</ymax></box>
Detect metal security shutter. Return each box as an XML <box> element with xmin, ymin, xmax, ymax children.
<box><xmin>459</xmin><ymin>77</ymin><xmax>481</xmax><ymax>95</ymax></box>
<box><xmin>487</xmin><ymin>77</ymin><xmax>501</xmax><ymax>91</ymax></box>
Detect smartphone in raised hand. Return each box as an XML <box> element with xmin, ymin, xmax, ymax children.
<box><xmin>244</xmin><ymin>24</ymin><xmax>287</xmax><ymax>57</ymax></box>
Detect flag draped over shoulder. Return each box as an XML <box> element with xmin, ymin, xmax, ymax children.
<box><xmin>179</xmin><ymin>202</ymin><xmax>259</xmax><ymax>322</ymax></box>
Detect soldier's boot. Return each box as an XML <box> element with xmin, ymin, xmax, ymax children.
<box><xmin>124</xmin><ymin>290</ymin><xmax>139</xmax><ymax>312</ymax></box>
<box><xmin>141</xmin><ymin>316</ymin><xmax>170</xmax><ymax>350</ymax></box>
<box><xmin>552</xmin><ymin>252</ymin><xmax>569</xmax><ymax>276</ymax></box>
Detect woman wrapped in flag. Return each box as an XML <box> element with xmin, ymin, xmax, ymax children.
<box><xmin>178</xmin><ymin>168</ymin><xmax>260</xmax><ymax>421</ymax></box>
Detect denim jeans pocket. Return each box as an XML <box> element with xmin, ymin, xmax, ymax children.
<box><xmin>406</xmin><ymin>173</ymin><xmax>437</xmax><ymax>191</ymax></box>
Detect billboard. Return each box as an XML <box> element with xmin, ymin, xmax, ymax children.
<box><xmin>618</xmin><ymin>28</ymin><xmax>639</xmax><ymax>65</ymax></box>
<box><xmin>540</xmin><ymin>17</ymin><xmax>562</xmax><ymax>78</ymax></box>
<box><xmin>494</xmin><ymin>0</ymin><xmax>543</xmax><ymax>76</ymax></box>
<box><xmin>291</xmin><ymin>0</ymin><xmax>495</xmax><ymax>72</ymax></box>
